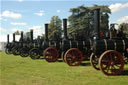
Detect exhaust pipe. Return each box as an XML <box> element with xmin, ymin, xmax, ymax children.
<box><xmin>7</xmin><ymin>34</ymin><xmax>9</xmax><ymax>43</ymax></box>
<box><xmin>63</xmin><ymin>19</ymin><xmax>68</xmax><ymax>40</ymax></box>
<box><xmin>45</xmin><ymin>24</ymin><xmax>49</xmax><ymax>40</ymax></box>
<box><xmin>13</xmin><ymin>33</ymin><xmax>15</xmax><ymax>42</ymax></box>
<box><xmin>30</xmin><ymin>29</ymin><xmax>33</xmax><ymax>42</ymax></box>
<box><xmin>94</xmin><ymin>8</ymin><xmax>100</xmax><ymax>39</ymax></box>
<box><xmin>21</xmin><ymin>31</ymin><xmax>23</xmax><ymax>42</ymax></box>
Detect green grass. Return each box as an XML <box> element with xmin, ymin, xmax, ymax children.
<box><xmin>0</xmin><ymin>52</ymin><xmax>128</xmax><ymax>85</ymax></box>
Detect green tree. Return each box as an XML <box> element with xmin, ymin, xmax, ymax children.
<box><xmin>23</xmin><ymin>32</ymin><xmax>31</xmax><ymax>41</ymax></box>
<box><xmin>48</xmin><ymin>16</ymin><xmax>62</xmax><ymax>40</ymax></box>
<box><xmin>91</xmin><ymin>5</ymin><xmax>111</xmax><ymax>32</ymax></box>
<box><xmin>118</xmin><ymin>23</ymin><xmax>128</xmax><ymax>36</ymax></box>
<box><xmin>68</xmin><ymin>5</ymin><xmax>111</xmax><ymax>40</ymax></box>
<box><xmin>68</xmin><ymin>5</ymin><xmax>91</xmax><ymax>40</ymax></box>
<box><xmin>42</xmin><ymin>34</ymin><xmax>45</xmax><ymax>40</ymax></box>
<box><xmin>14</xmin><ymin>30</ymin><xmax>20</xmax><ymax>35</ymax></box>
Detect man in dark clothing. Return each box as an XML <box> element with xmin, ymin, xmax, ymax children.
<box><xmin>117</xmin><ymin>25</ymin><xmax>126</xmax><ymax>38</ymax></box>
<box><xmin>110</xmin><ymin>24</ymin><xmax>117</xmax><ymax>39</ymax></box>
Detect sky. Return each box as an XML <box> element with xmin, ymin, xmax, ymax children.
<box><xmin>0</xmin><ymin>0</ymin><xmax>128</xmax><ymax>42</ymax></box>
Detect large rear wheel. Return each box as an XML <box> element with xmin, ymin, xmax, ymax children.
<box><xmin>20</xmin><ymin>47</ymin><xmax>29</xmax><ymax>57</ymax></box>
<box><xmin>29</xmin><ymin>48</ymin><xmax>41</xmax><ymax>59</ymax></box>
<box><xmin>99</xmin><ymin>50</ymin><xmax>124</xmax><ymax>76</ymax></box>
<box><xmin>43</xmin><ymin>47</ymin><xmax>59</xmax><ymax>62</ymax></box>
<box><xmin>64</xmin><ymin>48</ymin><xmax>83</xmax><ymax>66</ymax></box>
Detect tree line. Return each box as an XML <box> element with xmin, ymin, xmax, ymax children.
<box><xmin>15</xmin><ymin>5</ymin><xmax>128</xmax><ymax>40</ymax></box>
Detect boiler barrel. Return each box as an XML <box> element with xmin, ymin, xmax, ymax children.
<box><xmin>43</xmin><ymin>40</ymin><xmax>61</xmax><ymax>50</ymax></box>
<box><xmin>93</xmin><ymin>39</ymin><xmax>128</xmax><ymax>54</ymax></box>
<box><xmin>62</xmin><ymin>40</ymin><xmax>92</xmax><ymax>52</ymax></box>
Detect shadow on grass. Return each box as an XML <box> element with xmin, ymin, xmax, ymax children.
<box><xmin>80</xmin><ymin>62</ymin><xmax>91</xmax><ymax>66</ymax></box>
<box><xmin>57</xmin><ymin>60</ymin><xmax>63</xmax><ymax>62</ymax></box>
<box><xmin>120</xmin><ymin>69</ymin><xmax>128</xmax><ymax>76</ymax></box>
<box><xmin>40</xmin><ymin>57</ymin><xmax>44</xmax><ymax>59</ymax></box>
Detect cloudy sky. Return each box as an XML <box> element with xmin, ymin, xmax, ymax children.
<box><xmin>0</xmin><ymin>0</ymin><xmax>128</xmax><ymax>42</ymax></box>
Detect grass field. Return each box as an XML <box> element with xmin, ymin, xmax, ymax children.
<box><xmin>0</xmin><ymin>52</ymin><xmax>128</xmax><ymax>85</ymax></box>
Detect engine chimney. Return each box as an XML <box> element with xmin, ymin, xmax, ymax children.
<box><xmin>7</xmin><ymin>34</ymin><xmax>9</xmax><ymax>43</ymax></box>
<box><xmin>21</xmin><ymin>31</ymin><xmax>23</xmax><ymax>42</ymax></box>
<box><xmin>30</xmin><ymin>29</ymin><xmax>33</xmax><ymax>42</ymax></box>
<box><xmin>63</xmin><ymin>19</ymin><xmax>68</xmax><ymax>40</ymax></box>
<box><xmin>45</xmin><ymin>24</ymin><xmax>49</xmax><ymax>40</ymax></box>
<box><xmin>94</xmin><ymin>8</ymin><xmax>100</xmax><ymax>39</ymax></box>
<box><xmin>13</xmin><ymin>33</ymin><xmax>15</xmax><ymax>42</ymax></box>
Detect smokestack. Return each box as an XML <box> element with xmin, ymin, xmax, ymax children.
<box><xmin>45</xmin><ymin>24</ymin><xmax>48</xmax><ymax>40</ymax></box>
<box><xmin>63</xmin><ymin>19</ymin><xmax>68</xmax><ymax>40</ymax></box>
<box><xmin>30</xmin><ymin>29</ymin><xmax>33</xmax><ymax>42</ymax></box>
<box><xmin>21</xmin><ymin>31</ymin><xmax>23</xmax><ymax>42</ymax></box>
<box><xmin>13</xmin><ymin>33</ymin><xmax>15</xmax><ymax>42</ymax></box>
<box><xmin>94</xmin><ymin>8</ymin><xmax>100</xmax><ymax>39</ymax></box>
<box><xmin>7</xmin><ymin>34</ymin><xmax>9</xmax><ymax>43</ymax></box>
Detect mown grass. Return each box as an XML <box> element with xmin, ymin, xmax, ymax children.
<box><xmin>0</xmin><ymin>52</ymin><xmax>128</xmax><ymax>85</ymax></box>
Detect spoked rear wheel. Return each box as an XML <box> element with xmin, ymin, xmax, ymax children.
<box><xmin>90</xmin><ymin>53</ymin><xmax>100</xmax><ymax>70</ymax></box>
<box><xmin>20</xmin><ymin>47</ymin><xmax>29</xmax><ymax>57</ymax></box>
<box><xmin>64</xmin><ymin>48</ymin><xmax>83</xmax><ymax>66</ymax></box>
<box><xmin>29</xmin><ymin>48</ymin><xmax>41</xmax><ymax>59</ymax></box>
<box><xmin>43</xmin><ymin>47</ymin><xmax>59</xmax><ymax>62</ymax></box>
<box><xmin>99</xmin><ymin>50</ymin><xmax>124</xmax><ymax>76</ymax></box>
<box><xmin>12</xmin><ymin>46</ymin><xmax>20</xmax><ymax>55</ymax></box>
<box><xmin>5</xmin><ymin>48</ymin><xmax>12</xmax><ymax>54</ymax></box>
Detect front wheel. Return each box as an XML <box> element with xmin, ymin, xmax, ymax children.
<box><xmin>90</xmin><ymin>53</ymin><xmax>100</xmax><ymax>70</ymax></box>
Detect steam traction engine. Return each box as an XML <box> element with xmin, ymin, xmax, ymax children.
<box><xmin>5</xmin><ymin>33</ymin><xmax>17</xmax><ymax>55</ymax></box>
<box><xmin>43</xmin><ymin>23</ymin><xmax>62</xmax><ymax>62</ymax></box>
<box><xmin>5</xmin><ymin>34</ymin><xmax>12</xmax><ymax>54</ymax></box>
<box><xmin>11</xmin><ymin>31</ymin><xmax>24</xmax><ymax>56</ymax></box>
<box><xmin>43</xmin><ymin>19</ymin><xmax>93</xmax><ymax>66</ymax></box>
<box><xmin>90</xmin><ymin>8</ymin><xmax>128</xmax><ymax>76</ymax></box>
<box><xmin>19</xmin><ymin>29</ymin><xmax>35</xmax><ymax>57</ymax></box>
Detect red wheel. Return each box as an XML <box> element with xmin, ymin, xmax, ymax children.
<box><xmin>90</xmin><ymin>53</ymin><xmax>100</xmax><ymax>70</ymax></box>
<box><xmin>99</xmin><ymin>50</ymin><xmax>124</xmax><ymax>76</ymax></box>
<box><xmin>43</xmin><ymin>47</ymin><xmax>59</xmax><ymax>62</ymax></box>
<box><xmin>64</xmin><ymin>48</ymin><xmax>83</xmax><ymax>66</ymax></box>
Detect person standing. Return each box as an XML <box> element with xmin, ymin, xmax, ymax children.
<box><xmin>110</xmin><ymin>24</ymin><xmax>117</xmax><ymax>39</ymax></box>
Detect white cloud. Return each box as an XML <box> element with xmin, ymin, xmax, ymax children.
<box><xmin>11</xmin><ymin>22</ymin><xmax>27</xmax><ymax>26</ymax></box>
<box><xmin>0</xmin><ymin>10</ymin><xmax>22</xmax><ymax>19</ymax></box>
<box><xmin>29</xmin><ymin>25</ymin><xmax>44</xmax><ymax>38</ymax></box>
<box><xmin>11</xmin><ymin>28</ymin><xmax>23</xmax><ymax>32</ymax></box>
<box><xmin>0</xmin><ymin>27</ymin><xmax>7</xmax><ymax>33</ymax></box>
<box><xmin>0</xmin><ymin>27</ymin><xmax>10</xmax><ymax>42</ymax></box>
<box><xmin>116</xmin><ymin>16</ymin><xmax>128</xmax><ymax>24</ymax></box>
<box><xmin>0</xmin><ymin>17</ymin><xmax>7</xmax><ymax>21</ymax></box>
<box><xmin>56</xmin><ymin>10</ymin><xmax>65</xmax><ymax>13</ymax></box>
<box><xmin>57</xmin><ymin>10</ymin><xmax>61</xmax><ymax>13</ymax></box>
<box><xmin>17</xmin><ymin>0</ymin><xmax>24</xmax><ymax>2</ymax></box>
<box><xmin>0</xmin><ymin>27</ymin><xmax>21</xmax><ymax>42</ymax></box>
<box><xmin>0</xmin><ymin>35</ymin><xmax>8</xmax><ymax>42</ymax></box>
<box><xmin>34</xmin><ymin>11</ymin><xmax>44</xmax><ymax>16</ymax></box>
<box><xmin>109</xmin><ymin>3</ymin><xmax>128</xmax><ymax>13</ymax></box>
<box><xmin>0</xmin><ymin>34</ymin><xmax>20</xmax><ymax>42</ymax></box>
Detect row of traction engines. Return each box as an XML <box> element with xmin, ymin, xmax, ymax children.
<box><xmin>5</xmin><ymin>8</ymin><xmax>128</xmax><ymax>76</ymax></box>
